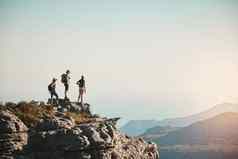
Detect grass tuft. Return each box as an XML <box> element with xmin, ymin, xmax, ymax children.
<box><xmin>11</xmin><ymin>102</ymin><xmax>54</xmax><ymax>127</ymax></box>
<box><xmin>2</xmin><ymin>101</ymin><xmax>93</xmax><ymax>127</ymax></box>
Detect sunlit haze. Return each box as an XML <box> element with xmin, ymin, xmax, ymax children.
<box><xmin>1</xmin><ymin>0</ymin><xmax>238</xmax><ymax>124</ymax></box>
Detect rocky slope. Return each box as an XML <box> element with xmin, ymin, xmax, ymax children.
<box><xmin>0</xmin><ymin>101</ymin><xmax>159</xmax><ymax>159</ymax></box>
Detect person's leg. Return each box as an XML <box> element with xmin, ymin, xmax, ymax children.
<box><xmin>52</xmin><ymin>90</ymin><xmax>58</xmax><ymax>99</ymax></box>
<box><xmin>64</xmin><ymin>84</ymin><xmax>67</xmax><ymax>98</ymax></box>
<box><xmin>81</xmin><ymin>93</ymin><xmax>83</xmax><ymax>105</ymax></box>
<box><xmin>64</xmin><ymin>83</ymin><xmax>68</xmax><ymax>99</ymax></box>
<box><xmin>77</xmin><ymin>92</ymin><xmax>80</xmax><ymax>103</ymax></box>
<box><xmin>79</xmin><ymin>88</ymin><xmax>84</xmax><ymax>105</ymax></box>
<box><xmin>55</xmin><ymin>92</ymin><xmax>58</xmax><ymax>100</ymax></box>
<box><xmin>52</xmin><ymin>90</ymin><xmax>58</xmax><ymax>105</ymax></box>
<box><xmin>50</xmin><ymin>91</ymin><xmax>53</xmax><ymax>104</ymax></box>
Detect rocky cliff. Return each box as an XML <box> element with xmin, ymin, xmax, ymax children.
<box><xmin>0</xmin><ymin>101</ymin><xmax>159</xmax><ymax>159</ymax></box>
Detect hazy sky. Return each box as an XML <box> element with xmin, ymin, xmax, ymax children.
<box><xmin>1</xmin><ymin>0</ymin><xmax>238</xmax><ymax>124</ymax></box>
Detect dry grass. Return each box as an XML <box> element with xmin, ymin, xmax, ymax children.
<box><xmin>3</xmin><ymin>101</ymin><xmax>93</xmax><ymax>127</ymax></box>
<box><xmin>0</xmin><ymin>102</ymin><xmax>95</xmax><ymax>128</ymax></box>
<box><xmin>10</xmin><ymin>102</ymin><xmax>55</xmax><ymax>127</ymax></box>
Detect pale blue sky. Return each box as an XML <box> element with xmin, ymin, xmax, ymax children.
<box><xmin>1</xmin><ymin>0</ymin><xmax>238</xmax><ymax>124</ymax></box>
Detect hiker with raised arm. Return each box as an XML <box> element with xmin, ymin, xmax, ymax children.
<box><xmin>48</xmin><ymin>78</ymin><xmax>58</xmax><ymax>104</ymax></box>
<box><xmin>76</xmin><ymin>75</ymin><xmax>86</xmax><ymax>104</ymax></box>
<box><xmin>61</xmin><ymin>70</ymin><xmax>71</xmax><ymax>100</ymax></box>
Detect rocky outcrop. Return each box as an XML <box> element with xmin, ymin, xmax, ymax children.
<box><xmin>34</xmin><ymin>111</ymin><xmax>76</xmax><ymax>131</ymax></box>
<box><xmin>0</xmin><ymin>102</ymin><xmax>159</xmax><ymax>159</ymax></box>
<box><xmin>48</xmin><ymin>98</ymin><xmax>91</xmax><ymax>114</ymax></box>
<box><xmin>0</xmin><ymin>110</ymin><xmax>28</xmax><ymax>159</ymax></box>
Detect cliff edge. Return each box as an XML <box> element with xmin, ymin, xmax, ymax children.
<box><xmin>0</xmin><ymin>101</ymin><xmax>159</xmax><ymax>159</ymax></box>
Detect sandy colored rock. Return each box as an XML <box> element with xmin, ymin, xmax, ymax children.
<box><xmin>0</xmin><ymin>101</ymin><xmax>159</xmax><ymax>159</ymax></box>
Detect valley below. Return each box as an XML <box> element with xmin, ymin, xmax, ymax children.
<box><xmin>160</xmin><ymin>144</ymin><xmax>238</xmax><ymax>159</ymax></box>
<box><xmin>122</xmin><ymin>103</ymin><xmax>238</xmax><ymax>159</ymax></box>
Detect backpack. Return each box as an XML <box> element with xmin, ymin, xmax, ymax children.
<box><xmin>48</xmin><ymin>84</ymin><xmax>52</xmax><ymax>91</ymax></box>
<box><xmin>76</xmin><ymin>80</ymin><xmax>81</xmax><ymax>86</ymax></box>
<box><xmin>77</xmin><ymin>79</ymin><xmax>85</xmax><ymax>87</ymax></box>
<box><xmin>61</xmin><ymin>74</ymin><xmax>67</xmax><ymax>83</ymax></box>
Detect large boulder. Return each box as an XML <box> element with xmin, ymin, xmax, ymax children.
<box><xmin>34</xmin><ymin>112</ymin><xmax>75</xmax><ymax>131</ymax></box>
<box><xmin>0</xmin><ymin>110</ymin><xmax>28</xmax><ymax>159</ymax></box>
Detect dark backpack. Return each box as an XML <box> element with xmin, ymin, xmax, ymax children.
<box><xmin>48</xmin><ymin>84</ymin><xmax>52</xmax><ymax>91</ymax></box>
<box><xmin>61</xmin><ymin>74</ymin><xmax>67</xmax><ymax>83</ymax></box>
<box><xmin>77</xmin><ymin>79</ymin><xmax>85</xmax><ymax>87</ymax></box>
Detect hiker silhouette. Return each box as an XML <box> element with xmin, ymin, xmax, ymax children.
<box><xmin>48</xmin><ymin>78</ymin><xmax>58</xmax><ymax>104</ymax></box>
<box><xmin>61</xmin><ymin>70</ymin><xmax>70</xmax><ymax>100</ymax></box>
<box><xmin>76</xmin><ymin>75</ymin><xmax>86</xmax><ymax>105</ymax></box>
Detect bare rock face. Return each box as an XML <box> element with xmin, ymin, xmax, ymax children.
<box><xmin>0</xmin><ymin>104</ymin><xmax>159</xmax><ymax>159</ymax></box>
<box><xmin>0</xmin><ymin>110</ymin><xmax>28</xmax><ymax>159</ymax></box>
<box><xmin>34</xmin><ymin>112</ymin><xmax>75</xmax><ymax>131</ymax></box>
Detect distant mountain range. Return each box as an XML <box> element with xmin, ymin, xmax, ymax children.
<box><xmin>156</xmin><ymin>112</ymin><xmax>238</xmax><ymax>145</ymax></box>
<box><xmin>148</xmin><ymin>112</ymin><xmax>238</xmax><ymax>159</ymax></box>
<box><xmin>140</xmin><ymin>126</ymin><xmax>180</xmax><ymax>141</ymax></box>
<box><xmin>156</xmin><ymin>103</ymin><xmax>238</xmax><ymax>127</ymax></box>
<box><xmin>120</xmin><ymin>120</ymin><xmax>158</xmax><ymax>136</ymax></box>
<box><xmin>121</xmin><ymin>103</ymin><xmax>238</xmax><ymax>136</ymax></box>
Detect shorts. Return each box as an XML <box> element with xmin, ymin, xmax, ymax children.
<box><xmin>79</xmin><ymin>87</ymin><xmax>86</xmax><ymax>95</ymax></box>
<box><xmin>64</xmin><ymin>83</ymin><xmax>69</xmax><ymax>91</ymax></box>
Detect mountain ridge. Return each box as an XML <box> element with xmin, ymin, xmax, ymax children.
<box><xmin>158</xmin><ymin>112</ymin><xmax>238</xmax><ymax>145</ymax></box>
<box><xmin>147</xmin><ymin>112</ymin><xmax>238</xmax><ymax>159</ymax></box>
<box><xmin>121</xmin><ymin>102</ymin><xmax>238</xmax><ymax>136</ymax></box>
<box><xmin>157</xmin><ymin>103</ymin><xmax>238</xmax><ymax>127</ymax></box>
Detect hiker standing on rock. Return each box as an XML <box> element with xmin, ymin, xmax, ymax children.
<box><xmin>61</xmin><ymin>70</ymin><xmax>71</xmax><ymax>100</ymax></box>
<box><xmin>76</xmin><ymin>75</ymin><xmax>86</xmax><ymax>104</ymax></box>
<box><xmin>48</xmin><ymin>78</ymin><xmax>58</xmax><ymax>104</ymax></box>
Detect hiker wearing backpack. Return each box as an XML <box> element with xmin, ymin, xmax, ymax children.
<box><xmin>48</xmin><ymin>78</ymin><xmax>58</xmax><ymax>104</ymax></box>
<box><xmin>76</xmin><ymin>75</ymin><xmax>86</xmax><ymax>104</ymax></box>
<box><xmin>61</xmin><ymin>70</ymin><xmax>71</xmax><ymax>100</ymax></box>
